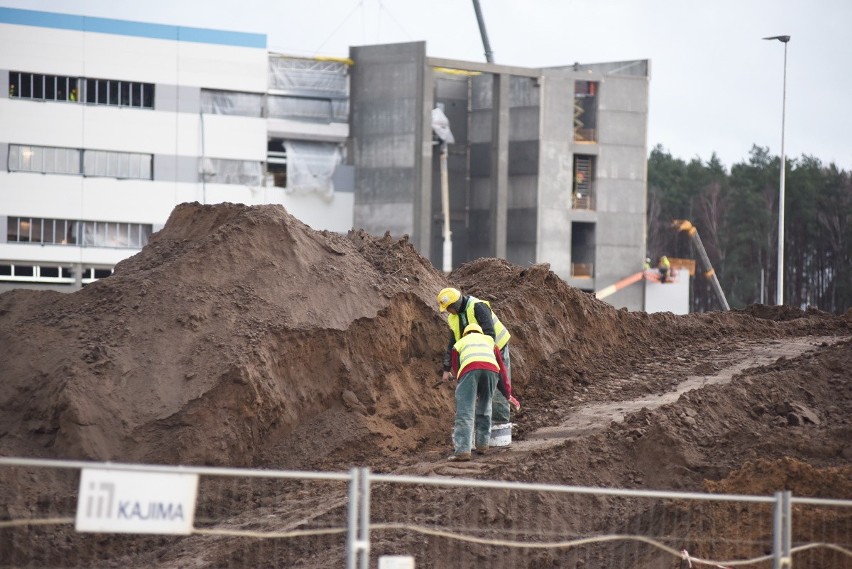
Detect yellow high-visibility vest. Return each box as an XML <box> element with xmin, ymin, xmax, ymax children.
<box><xmin>454</xmin><ymin>333</ymin><xmax>498</xmax><ymax>378</ymax></box>
<box><xmin>447</xmin><ymin>296</ymin><xmax>510</xmax><ymax>349</ymax></box>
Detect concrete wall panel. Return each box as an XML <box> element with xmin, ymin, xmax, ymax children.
<box><xmin>355</xmin><ymin>168</ymin><xmax>415</xmax><ymax>203</ymax></box>
<box><xmin>509</xmin><ymin>107</ymin><xmax>540</xmax><ymax>140</ymax></box>
<box><xmin>508</xmin><ymin>140</ymin><xmax>539</xmax><ymax>175</ymax></box>
<box><xmin>352</xmin><ymin>99</ymin><xmax>417</xmax><ymax>136</ymax></box>
<box><xmin>469</xmin><ymin>143</ymin><xmax>491</xmax><ymax>177</ymax></box>
<box><xmin>598</xmin><ymin>110</ymin><xmax>647</xmax><ymax>146</ymax></box>
<box><xmin>507</xmin><ymin>208</ymin><xmax>537</xmax><ymax>243</ymax></box>
<box><xmin>596</xmin><ymin>145</ymin><xmax>647</xmax><ymax>182</ymax></box>
<box><xmin>355</xmin><ymin>134</ymin><xmax>417</xmax><ymax>169</ymax></box>
<box><xmin>600</xmin><ymin>75</ymin><xmax>649</xmax><ymax>113</ymax></box>
<box><xmin>354</xmin><ymin>202</ymin><xmax>414</xmax><ymax>236</ymax></box>
<box><xmin>536</xmin><ymin>206</ymin><xmax>571</xmax><ymax>275</ymax></box>
<box><xmin>508</xmin><ymin>175</ymin><xmax>538</xmax><ymax>208</ymax></box>
<box><xmin>509</xmin><ymin>76</ymin><xmax>540</xmax><ymax>107</ymax></box>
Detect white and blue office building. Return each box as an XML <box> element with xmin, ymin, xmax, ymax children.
<box><xmin>0</xmin><ymin>7</ymin><xmax>354</xmax><ymax>291</ymax></box>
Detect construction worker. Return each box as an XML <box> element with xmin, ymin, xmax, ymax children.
<box><xmin>446</xmin><ymin>323</ymin><xmax>517</xmax><ymax>462</ymax></box>
<box><xmin>658</xmin><ymin>255</ymin><xmax>671</xmax><ymax>283</ymax></box>
<box><xmin>437</xmin><ymin>287</ymin><xmax>514</xmax><ymax>424</ymax></box>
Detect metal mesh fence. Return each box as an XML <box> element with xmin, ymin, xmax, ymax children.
<box><xmin>367</xmin><ymin>475</ymin><xmax>780</xmax><ymax>569</ymax></box>
<box><xmin>1</xmin><ymin>459</ymin><xmax>850</xmax><ymax>568</ymax></box>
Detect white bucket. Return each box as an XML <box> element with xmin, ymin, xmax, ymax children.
<box><xmin>455</xmin><ymin>422</ymin><xmax>513</xmax><ymax>448</ymax></box>
<box><xmin>489</xmin><ymin>422</ymin><xmax>512</xmax><ymax>447</ymax></box>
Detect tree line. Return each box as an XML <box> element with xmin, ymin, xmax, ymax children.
<box><xmin>646</xmin><ymin>144</ymin><xmax>852</xmax><ymax>314</ymax></box>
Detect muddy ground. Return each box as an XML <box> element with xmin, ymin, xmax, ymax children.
<box><xmin>0</xmin><ymin>203</ymin><xmax>850</xmax><ymax>568</ymax></box>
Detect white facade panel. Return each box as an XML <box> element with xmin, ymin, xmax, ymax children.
<box><xmin>201</xmin><ymin>115</ymin><xmax>267</xmax><ymax>160</ymax></box>
<box><xmin>0</xmin><ymin>24</ymin><xmax>85</xmax><ymax>75</ymax></box>
<box><xmin>78</xmin><ymin>178</ymin><xmax>177</xmax><ymax>222</ymax></box>
<box><xmin>0</xmin><ymin>173</ymin><xmax>185</xmax><ymax>223</ymax></box>
<box><xmin>1</xmin><ymin>98</ymin><xmax>85</xmax><ymax>148</ymax></box>
<box><xmin>82</xmin><ymin>105</ymin><xmax>182</xmax><ymax>154</ymax></box>
<box><xmin>0</xmin><ymin>243</ymin><xmax>131</xmax><ymax>266</ymax></box>
<box><xmin>177</xmin><ymin>42</ymin><xmax>267</xmax><ymax>92</ymax></box>
<box><xmin>0</xmin><ymin>100</ymin><xmax>205</xmax><ymax>157</ymax></box>
<box><xmin>176</xmin><ymin>184</ymin><xmax>205</xmax><ymax>206</ymax></box>
<box><xmin>82</xmin><ymin>32</ymin><xmax>179</xmax><ymax>84</ymax></box>
<box><xmin>2</xmin><ymin>173</ymin><xmax>86</xmax><ymax>218</ymax></box>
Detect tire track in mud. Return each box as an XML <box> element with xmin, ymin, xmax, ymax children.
<box><xmin>410</xmin><ymin>335</ymin><xmax>848</xmax><ymax>477</ymax></box>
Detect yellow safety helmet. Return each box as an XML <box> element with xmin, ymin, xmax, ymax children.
<box><xmin>437</xmin><ymin>287</ymin><xmax>461</xmax><ymax>312</ymax></box>
<box><xmin>463</xmin><ymin>323</ymin><xmax>483</xmax><ymax>336</ymax></box>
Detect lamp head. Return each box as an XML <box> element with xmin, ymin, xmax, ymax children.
<box><xmin>763</xmin><ymin>35</ymin><xmax>791</xmax><ymax>43</ymax></box>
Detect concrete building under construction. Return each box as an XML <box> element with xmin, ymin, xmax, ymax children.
<box><xmin>350</xmin><ymin>43</ymin><xmax>649</xmax><ymax>309</ymax></box>
<box><xmin>1</xmin><ymin>8</ymin><xmax>650</xmax><ymax>310</ymax></box>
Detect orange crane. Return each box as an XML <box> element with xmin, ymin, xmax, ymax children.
<box><xmin>672</xmin><ymin>219</ymin><xmax>730</xmax><ymax>310</ymax></box>
<box><xmin>595</xmin><ymin>220</ymin><xmax>729</xmax><ymax>311</ymax></box>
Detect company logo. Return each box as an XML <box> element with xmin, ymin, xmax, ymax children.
<box><xmin>84</xmin><ymin>481</ymin><xmax>115</xmax><ymax>518</ymax></box>
<box><xmin>76</xmin><ymin>469</ymin><xmax>198</xmax><ymax>535</ymax></box>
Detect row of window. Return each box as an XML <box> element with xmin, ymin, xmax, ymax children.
<box><xmin>5</xmin><ymin>143</ymin><xmax>329</xmax><ymax>188</ymax></box>
<box><xmin>0</xmin><ymin>263</ymin><xmax>112</xmax><ymax>284</ymax></box>
<box><xmin>8</xmin><ymin>145</ymin><xmax>153</xmax><ymax>180</ymax></box>
<box><xmin>6</xmin><ymin>217</ymin><xmax>152</xmax><ymax>249</ymax></box>
<box><xmin>202</xmin><ymin>90</ymin><xmax>348</xmax><ymax>123</ymax></box>
<box><xmin>7</xmin><ymin>72</ymin><xmax>347</xmax><ymax>123</ymax></box>
<box><xmin>9</xmin><ymin>72</ymin><xmax>155</xmax><ymax>108</ymax></box>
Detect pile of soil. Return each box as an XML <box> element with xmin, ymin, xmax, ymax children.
<box><xmin>1</xmin><ymin>202</ymin><xmax>850</xmax><ymax>568</ymax></box>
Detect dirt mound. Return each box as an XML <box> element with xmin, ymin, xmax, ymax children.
<box><xmin>0</xmin><ymin>203</ymin><xmax>448</xmax><ymax>467</ymax></box>
<box><xmin>1</xmin><ymin>202</ymin><xmax>851</xmax><ymax>568</ymax></box>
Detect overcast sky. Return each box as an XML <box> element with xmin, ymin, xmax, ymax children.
<box><xmin>4</xmin><ymin>0</ymin><xmax>851</xmax><ymax>171</ymax></box>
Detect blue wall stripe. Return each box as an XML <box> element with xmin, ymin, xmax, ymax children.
<box><xmin>0</xmin><ymin>7</ymin><xmax>266</xmax><ymax>49</ymax></box>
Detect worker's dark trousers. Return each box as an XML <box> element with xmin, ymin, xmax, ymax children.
<box><xmin>453</xmin><ymin>369</ymin><xmax>497</xmax><ymax>454</ymax></box>
<box><xmin>492</xmin><ymin>345</ymin><xmax>512</xmax><ymax>423</ymax></box>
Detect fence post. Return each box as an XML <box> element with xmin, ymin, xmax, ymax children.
<box><xmin>346</xmin><ymin>467</ymin><xmax>360</xmax><ymax>569</ymax></box>
<box><xmin>773</xmin><ymin>491</ymin><xmax>793</xmax><ymax>569</ymax></box>
<box><xmin>358</xmin><ymin>468</ymin><xmax>372</xmax><ymax>569</ymax></box>
<box><xmin>782</xmin><ymin>491</ymin><xmax>792</xmax><ymax>568</ymax></box>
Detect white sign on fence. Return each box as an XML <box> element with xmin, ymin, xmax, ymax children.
<box><xmin>378</xmin><ymin>555</ymin><xmax>415</xmax><ymax>569</ymax></box>
<box><xmin>75</xmin><ymin>468</ymin><xmax>199</xmax><ymax>535</ymax></box>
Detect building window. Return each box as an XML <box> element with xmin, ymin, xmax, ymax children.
<box><xmin>571</xmin><ymin>222</ymin><xmax>596</xmax><ymax>278</ymax></box>
<box><xmin>8</xmin><ymin>72</ymin><xmax>80</xmax><ymax>102</ymax></box>
<box><xmin>8</xmin><ymin>145</ymin><xmax>82</xmax><ymax>175</ymax></box>
<box><xmin>268</xmin><ymin>95</ymin><xmax>335</xmax><ymax>123</ymax></box>
<box><xmin>267</xmin><ymin>139</ymin><xmax>287</xmax><ymax>188</ymax></box>
<box><xmin>6</xmin><ymin>216</ymin><xmax>151</xmax><ymax>248</ymax></box>
<box><xmin>84</xmin><ymin>78</ymin><xmax>153</xmax><ymax>108</ymax></box>
<box><xmin>265</xmin><ymin>139</ymin><xmax>342</xmax><ymax>196</ymax></box>
<box><xmin>83</xmin><ymin>150</ymin><xmax>152</xmax><ymax>180</ymax></box>
<box><xmin>574</xmin><ymin>81</ymin><xmax>598</xmax><ymax>143</ymax></box>
<box><xmin>8</xmin><ymin>145</ymin><xmax>152</xmax><ymax>180</ymax></box>
<box><xmin>200</xmin><ymin>158</ymin><xmax>263</xmax><ymax>186</ymax></box>
<box><xmin>572</xmin><ymin>155</ymin><xmax>595</xmax><ymax>210</ymax></box>
<box><xmin>200</xmin><ymin>90</ymin><xmax>263</xmax><ymax>117</ymax></box>
<box><xmin>0</xmin><ymin>263</ymin><xmax>112</xmax><ymax>285</ymax></box>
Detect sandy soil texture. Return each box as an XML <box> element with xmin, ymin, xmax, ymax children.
<box><xmin>1</xmin><ymin>203</ymin><xmax>850</xmax><ymax>568</ymax></box>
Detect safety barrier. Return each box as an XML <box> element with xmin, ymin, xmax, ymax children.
<box><xmin>1</xmin><ymin>457</ymin><xmax>850</xmax><ymax>568</ymax></box>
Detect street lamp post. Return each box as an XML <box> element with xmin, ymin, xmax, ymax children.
<box><xmin>763</xmin><ymin>35</ymin><xmax>790</xmax><ymax>306</ymax></box>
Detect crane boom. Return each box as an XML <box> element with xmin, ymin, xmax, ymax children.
<box><xmin>673</xmin><ymin>220</ymin><xmax>730</xmax><ymax>311</ymax></box>
<box><xmin>471</xmin><ymin>0</ymin><xmax>495</xmax><ymax>63</ymax></box>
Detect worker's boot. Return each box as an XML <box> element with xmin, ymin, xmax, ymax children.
<box><xmin>474</xmin><ymin>446</ymin><xmax>489</xmax><ymax>456</ymax></box>
<box><xmin>447</xmin><ymin>452</ymin><xmax>471</xmax><ymax>462</ymax></box>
